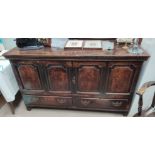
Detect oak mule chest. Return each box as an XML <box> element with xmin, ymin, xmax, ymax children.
<box><xmin>4</xmin><ymin>46</ymin><xmax>149</xmax><ymax>116</ymax></box>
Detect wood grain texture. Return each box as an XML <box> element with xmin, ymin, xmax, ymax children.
<box><xmin>76</xmin><ymin>97</ymin><xmax>129</xmax><ymax>111</ymax></box>
<box><xmin>106</xmin><ymin>62</ymin><xmax>141</xmax><ymax>94</ymax></box>
<box><xmin>77</xmin><ymin>66</ymin><xmax>100</xmax><ymax>92</ymax></box>
<box><xmin>47</xmin><ymin>65</ymin><xmax>69</xmax><ymax>91</ymax></box>
<box><xmin>3</xmin><ymin>45</ymin><xmax>150</xmax><ymax>115</ymax></box>
<box><xmin>73</xmin><ymin>62</ymin><xmax>106</xmax><ymax>94</ymax></box>
<box><xmin>3</xmin><ymin>47</ymin><xmax>149</xmax><ymax>61</ymax></box>
<box><xmin>23</xmin><ymin>95</ymin><xmax>72</xmax><ymax>107</ymax></box>
<box><xmin>109</xmin><ymin>66</ymin><xmax>133</xmax><ymax>93</ymax></box>
<box><xmin>17</xmin><ymin>64</ymin><xmax>42</xmax><ymax>90</ymax></box>
<box><xmin>107</xmin><ymin>64</ymin><xmax>134</xmax><ymax>93</ymax></box>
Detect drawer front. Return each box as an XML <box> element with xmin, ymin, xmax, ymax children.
<box><xmin>76</xmin><ymin>97</ymin><xmax>129</xmax><ymax>111</ymax></box>
<box><xmin>23</xmin><ymin>95</ymin><xmax>72</xmax><ymax>107</ymax></box>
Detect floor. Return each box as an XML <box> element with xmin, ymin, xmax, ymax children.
<box><xmin>0</xmin><ymin>99</ymin><xmax>123</xmax><ymax>117</ymax></box>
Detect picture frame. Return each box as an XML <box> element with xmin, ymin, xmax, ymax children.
<box><xmin>64</xmin><ymin>40</ymin><xmax>83</xmax><ymax>49</ymax></box>
<box><xmin>83</xmin><ymin>40</ymin><xmax>102</xmax><ymax>50</ymax></box>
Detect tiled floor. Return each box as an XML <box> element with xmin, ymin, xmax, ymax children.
<box><xmin>0</xmin><ymin>100</ymin><xmax>123</xmax><ymax>117</ymax></box>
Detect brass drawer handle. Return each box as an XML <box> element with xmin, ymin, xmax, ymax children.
<box><xmin>81</xmin><ymin>99</ymin><xmax>91</xmax><ymax>106</ymax></box>
<box><xmin>56</xmin><ymin>98</ymin><xmax>66</xmax><ymax>104</ymax></box>
<box><xmin>112</xmin><ymin>101</ymin><xmax>122</xmax><ymax>107</ymax></box>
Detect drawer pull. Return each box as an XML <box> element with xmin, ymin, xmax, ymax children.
<box><xmin>81</xmin><ymin>99</ymin><xmax>91</xmax><ymax>106</ymax></box>
<box><xmin>56</xmin><ymin>98</ymin><xmax>66</xmax><ymax>104</ymax></box>
<box><xmin>112</xmin><ymin>101</ymin><xmax>122</xmax><ymax>107</ymax></box>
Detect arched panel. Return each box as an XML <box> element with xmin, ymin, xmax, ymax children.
<box><xmin>47</xmin><ymin>65</ymin><xmax>70</xmax><ymax>91</ymax></box>
<box><xmin>77</xmin><ymin>66</ymin><xmax>101</xmax><ymax>92</ymax></box>
<box><xmin>17</xmin><ymin>64</ymin><xmax>42</xmax><ymax>90</ymax></box>
<box><xmin>107</xmin><ymin>65</ymin><xmax>136</xmax><ymax>93</ymax></box>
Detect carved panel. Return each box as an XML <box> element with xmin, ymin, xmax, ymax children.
<box><xmin>77</xmin><ymin>66</ymin><xmax>101</xmax><ymax>92</ymax></box>
<box><xmin>17</xmin><ymin>64</ymin><xmax>42</xmax><ymax>90</ymax></box>
<box><xmin>107</xmin><ymin>64</ymin><xmax>136</xmax><ymax>93</ymax></box>
<box><xmin>46</xmin><ymin>64</ymin><xmax>70</xmax><ymax>91</ymax></box>
<box><xmin>73</xmin><ymin>62</ymin><xmax>106</xmax><ymax>93</ymax></box>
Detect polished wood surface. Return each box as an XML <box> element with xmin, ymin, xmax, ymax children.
<box><xmin>3</xmin><ymin>45</ymin><xmax>149</xmax><ymax>116</ymax></box>
<box><xmin>4</xmin><ymin>47</ymin><xmax>149</xmax><ymax>60</ymax></box>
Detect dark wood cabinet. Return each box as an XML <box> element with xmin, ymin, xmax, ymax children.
<box><xmin>4</xmin><ymin>47</ymin><xmax>149</xmax><ymax>115</ymax></box>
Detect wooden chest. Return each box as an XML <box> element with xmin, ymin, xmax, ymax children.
<box><xmin>4</xmin><ymin>46</ymin><xmax>149</xmax><ymax>115</ymax></box>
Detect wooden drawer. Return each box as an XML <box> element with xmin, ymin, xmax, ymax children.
<box><xmin>23</xmin><ymin>95</ymin><xmax>72</xmax><ymax>107</ymax></box>
<box><xmin>76</xmin><ymin>97</ymin><xmax>129</xmax><ymax>111</ymax></box>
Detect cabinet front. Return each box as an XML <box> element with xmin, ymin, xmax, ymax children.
<box><xmin>73</xmin><ymin>62</ymin><xmax>106</xmax><ymax>94</ymax></box>
<box><xmin>13</xmin><ymin>62</ymin><xmax>44</xmax><ymax>92</ymax></box>
<box><xmin>45</xmin><ymin>61</ymin><xmax>71</xmax><ymax>93</ymax></box>
<box><xmin>106</xmin><ymin>62</ymin><xmax>141</xmax><ymax>94</ymax></box>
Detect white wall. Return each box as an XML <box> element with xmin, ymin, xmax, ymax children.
<box><xmin>129</xmin><ymin>38</ymin><xmax>155</xmax><ymax>116</ymax></box>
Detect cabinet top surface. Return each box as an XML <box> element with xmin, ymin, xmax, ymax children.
<box><xmin>3</xmin><ymin>46</ymin><xmax>150</xmax><ymax>60</ymax></box>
